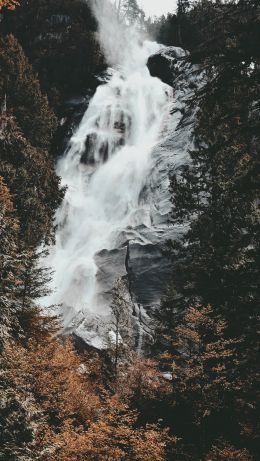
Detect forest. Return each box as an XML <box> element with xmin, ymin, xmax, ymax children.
<box><xmin>0</xmin><ymin>1</ymin><xmax>259</xmax><ymax>460</ymax></box>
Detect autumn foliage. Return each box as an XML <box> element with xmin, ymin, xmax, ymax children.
<box><xmin>0</xmin><ymin>2</ymin><xmax>259</xmax><ymax>461</ymax></box>
<box><xmin>0</xmin><ymin>177</ymin><xmax>24</xmax><ymax>348</ymax></box>
<box><xmin>0</xmin><ymin>0</ymin><xmax>19</xmax><ymax>11</ymax></box>
<box><xmin>1</xmin><ymin>317</ymin><xmax>171</xmax><ymax>461</ymax></box>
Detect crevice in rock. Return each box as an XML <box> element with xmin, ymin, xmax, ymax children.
<box><xmin>124</xmin><ymin>240</ymin><xmax>134</xmax><ymax>306</ymax></box>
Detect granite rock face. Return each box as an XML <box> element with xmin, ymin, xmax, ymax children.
<box><xmin>147</xmin><ymin>46</ymin><xmax>188</xmax><ymax>86</ymax></box>
<box><xmin>88</xmin><ymin>48</ymin><xmax>202</xmax><ymax>348</ymax></box>
<box><xmin>49</xmin><ymin>46</ymin><xmax>204</xmax><ymax>350</ymax></box>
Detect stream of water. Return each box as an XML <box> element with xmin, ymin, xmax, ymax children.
<box><xmin>43</xmin><ymin>3</ymin><xmax>181</xmax><ymax>347</ymax></box>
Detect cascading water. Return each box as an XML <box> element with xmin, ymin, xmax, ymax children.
<box><xmin>43</xmin><ymin>1</ymin><xmax>198</xmax><ymax>348</ymax></box>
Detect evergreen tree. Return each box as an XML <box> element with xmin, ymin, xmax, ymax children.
<box><xmin>122</xmin><ymin>0</ymin><xmax>144</xmax><ymax>25</ymax></box>
<box><xmin>0</xmin><ymin>34</ymin><xmax>58</xmax><ymax>149</ymax></box>
<box><xmin>116</xmin><ymin>0</ymin><xmax>144</xmax><ymax>26</ymax></box>
<box><xmin>2</xmin><ymin>0</ymin><xmax>105</xmax><ymax>111</ymax></box>
<box><xmin>109</xmin><ymin>278</ymin><xmax>133</xmax><ymax>374</ymax></box>
<box><xmin>0</xmin><ymin>177</ymin><xmax>22</xmax><ymax>348</ymax></box>
<box><xmin>157</xmin><ymin>1</ymin><xmax>260</xmax><ymax>457</ymax></box>
<box><xmin>0</xmin><ymin>115</ymin><xmax>64</xmax><ymax>245</ymax></box>
<box><xmin>177</xmin><ymin>0</ymin><xmax>190</xmax><ymax>16</ymax></box>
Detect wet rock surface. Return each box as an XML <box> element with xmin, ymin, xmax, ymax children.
<box><xmin>52</xmin><ymin>68</ymin><xmax>118</xmax><ymax>159</ymax></box>
<box><xmin>90</xmin><ymin>51</ymin><xmax>200</xmax><ymax>338</ymax></box>
<box><xmin>49</xmin><ymin>46</ymin><xmax>203</xmax><ymax>350</ymax></box>
<box><xmin>147</xmin><ymin>46</ymin><xmax>188</xmax><ymax>86</ymax></box>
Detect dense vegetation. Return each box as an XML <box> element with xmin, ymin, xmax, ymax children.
<box><xmin>154</xmin><ymin>1</ymin><xmax>259</xmax><ymax>459</ymax></box>
<box><xmin>0</xmin><ymin>2</ymin><xmax>171</xmax><ymax>460</ymax></box>
<box><xmin>2</xmin><ymin>0</ymin><xmax>105</xmax><ymax>112</ymax></box>
<box><xmin>0</xmin><ymin>1</ymin><xmax>259</xmax><ymax>460</ymax></box>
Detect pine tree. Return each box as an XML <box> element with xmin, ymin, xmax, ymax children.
<box><xmin>116</xmin><ymin>0</ymin><xmax>144</xmax><ymax>26</ymax></box>
<box><xmin>160</xmin><ymin>305</ymin><xmax>252</xmax><ymax>458</ymax></box>
<box><xmin>158</xmin><ymin>2</ymin><xmax>260</xmax><ymax>457</ymax></box>
<box><xmin>177</xmin><ymin>0</ymin><xmax>190</xmax><ymax>16</ymax></box>
<box><xmin>0</xmin><ymin>177</ymin><xmax>22</xmax><ymax>348</ymax></box>
<box><xmin>2</xmin><ymin>0</ymin><xmax>105</xmax><ymax>111</ymax></box>
<box><xmin>0</xmin><ymin>115</ymin><xmax>64</xmax><ymax>245</ymax></box>
<box><xmin>109</xmin><ymin>278</ymin><xmax>133</xmax><ymax>374</ymax></box>
<box><xmin>0</xmin><ymin>34</ymin><xmax>58</xmax><ymax>149</ymax></box>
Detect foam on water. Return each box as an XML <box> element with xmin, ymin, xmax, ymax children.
<box><xmin>43</xmin><ymin>6</ymin><xmax>174</xmax><ymax>344</ymax></box>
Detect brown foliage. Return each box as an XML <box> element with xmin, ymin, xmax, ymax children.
<box><xmin>205</xmin><ymin>441</ymin><xmax>253</xmax><ymax>460</ymax></box>
<box><xmin>0</xmin><ymin>175</ymin><xmax>19</xmax><ymax>253</ymax></box>
<box><xmin>0</xmin><ymin>0</ymin><xmax>19</xmax><ymax>10</ymax></box>
<box><xmin>3</xmin><ymin>335</ymin><xmax>100</xmax><ymax>427</ymax></box>
<box><xmin>1</xmin><ymin>317</ymin><xmax>172</xmax><ymax>460</ymax></box>
<box><xmin>116</xmin><ymin>353</ymin><xmax>171</xmax><ymax>404</ymax></box>
<box><xmin>0</xmin><ymin>176</ymin><xmax>23</xmax><ymax>345</ymax></box>
<box><xmin>41</xmin><ymin>398</ymin><xmax>170</xmax><ymax>461</ymax></box>
<box><xmin>169</xmin><ymin>305</ymin><xmax>238</xmax><ymax>422</ymax></box>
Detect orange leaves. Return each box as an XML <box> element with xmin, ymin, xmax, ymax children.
<box><xmin>0</xmin><ymin>176</ymin><xmax>20</xmax><ymax>259</ymax></box>
<box><xmin>130</xmin><ymin>425</ymin><xmax>171</xmax><ymax>461</ymax></box>
<box><xmin>175</xmin><ymin>324</ymin><xmax>201</xmax><ymax>346</ymax></box>
<box><xmin>0</xmin><ymin>176</ymin><xmax>13</xmax><ymax>212</ymax></box>
<box><xmin>2</xmin><ymin>331</ymin><xmax>172</xmax><ymax>461</ymax></box>
<box><xmin>0</xmin><ymin>0</ymin><xmax>19</xmax><ymax>11</ymax></box>
<box><xmin>205</xmin><ymin>442</ymin><xmax>253</xmax><ymax>460</ymax></box>
<box><xmin>3</xmin><ymin>334</ymin><xmax>101</xmax><ymax>425</ymax></box>
<box><xmin>161</xmin><ymin>304</ymin><xmax>239</xmax><ymax>428</ymax></box>
<box><xmin>116</xmin><ymin>354</ymin><xmax>171</xmax><ymax>403</ymax></box>
<box><xmin>184</xmin><ymin>305</ymin><xmax>216</xmax><ymax>331</ymax></box>
<box><xmin>0</xmin><ymin>176</ymin><xmax>19</xmax><ymax>233</ymax></box>
<box><xmin>174</xmin><ymin>304</ymin><xmax>229</xmax><ymax>354</ymax></box>
<box><xmin>26</xmin><ymin>337</ymin><xmax>101</xmax><ymax>424</ymax></box>
<box><xmin>43</xmin><ymin>412</ymin><xmax>171</xmax><ymax>461</ymax></box>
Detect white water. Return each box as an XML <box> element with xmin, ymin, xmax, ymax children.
<box><xmin>42</xmin><ymin>6</ymin><xmax>175</xmax><ymax>345</ymax></box>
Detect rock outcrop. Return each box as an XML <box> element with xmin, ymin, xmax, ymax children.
<box><xmin>48</xmin><ymin>46</ymin><xmax>204</xmax><ymax>350</ymax></box>
<box><xmin>147</xmin><ymin>46</ymin><xmax>188</xmax><ymax>86</ymax></box>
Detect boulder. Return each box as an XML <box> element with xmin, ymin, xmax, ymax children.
<box><xmin>147</xmin><ymin>46</ymin><xmax>188</xmax><ymax>86</ymax></box>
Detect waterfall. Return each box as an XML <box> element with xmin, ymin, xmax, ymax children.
<box><xmin>41</xmin><ymin>4</ymin><xmax>175</xmax><ymax>346</ymax></box>
<box><xmin>42</xmin><ymin>1</ymin><xmax>200</xmax><ymax>348</ymax></box>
